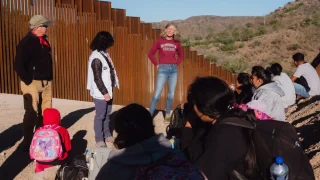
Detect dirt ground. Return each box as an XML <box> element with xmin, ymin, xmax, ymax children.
<box><xmin>0</xmin><ymin>93</ymin><xmax>320</xmax><ymax>179</ymax></box>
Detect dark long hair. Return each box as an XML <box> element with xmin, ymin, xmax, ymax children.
<box><xmin>252</xmin><ymin>66</ymin><xmax>272</xmax><ymax>86</ymax></box>
<box><xmin>90</xmin><ymin>31</ymin><xmax>114</xmax><ymax>51</ymax></box>
<box><xmin>268</xmin><ymin>63</ymin><xmax>282</xmax><ymax>76</ymax></box>
<box><xmin>237</xmin><ymin>73</ymin><xmax>251</xmax><ymax>86</ymax></box>
<box><xmin>187</xmin><ymin>76</ymin><xmax>257</xmax><ymax>177</ymax></box>
<box><xmin>113</xmin><ymin>103</ymin><xmax>155</xmax><ymax>149</ymax></box>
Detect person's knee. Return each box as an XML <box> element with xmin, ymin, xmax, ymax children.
<box><xmin>23</xmin><ymin>93</ymin><xmax>39</xmax><ymax>112</ymax></box>
<box><xmin>167</xmin><ymin>92</ymin><xmax>175</xmax><ymax>101</ymax></box>
<box><xmin>152</xmin><ymin>94</ymin><xmax>161</xmax><ymax>102</ymax></box>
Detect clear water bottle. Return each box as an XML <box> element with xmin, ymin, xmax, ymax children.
<box><xmin>270</xmin><ymin>156</ymin><xmax>289</xmax><ymax>180</ymax></box>
<box><xmin>170</xmin><ymin>136</ymin><xmax>179</xmax><ymax>149</ymax></box>
<box><xmin>85</xmin><ymin>150</ymin><xmax>90</xmax><ymax>167</ymax></box>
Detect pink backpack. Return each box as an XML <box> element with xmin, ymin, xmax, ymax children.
<box><xmin>29</xmin><ymin>125</ymin><xmax>63</xmax><ymax>162</ymax></box>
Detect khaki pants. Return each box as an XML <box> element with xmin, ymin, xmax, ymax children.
<box><xmin>21</xmin><ymin>80</ymin><xmax>52</xmax><ymax>146</ymax></box>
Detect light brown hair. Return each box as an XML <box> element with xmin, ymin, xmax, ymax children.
<box><xmin>160</xmin><ymin>23</ymin><xmax>181</xmax><ymax>42</ymax></box>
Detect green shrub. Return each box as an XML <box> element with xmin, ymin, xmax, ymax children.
<box><xmin>220</xmin><ymin>43</ymin><xmax>237</xmax><ymax>51</ymax></box>
<box><xmin>206</xmin><ymin>55</ymin><xmax>217</xmax><ymax>63</ymax></box>
<box><xmin>238</xmin><ymin>43</ymin><xmax>244</xmax><ymax>48</ymax></box>
<box><xmin>240</xmin><ymin>28</ymin><xmax>255</xmax><ymax>41</ymax></box>
<box><xmin>182</xmin><ymin>38</ymin><xmax>191</xmax><ymax>46</ymax></box>
<box><xmin>255</xmin><ymin>26</ymin><xmax>266</xmax><ymax>36</ymax></box>
<box><xmin>215</xmin><ymin>32</ymin><xmax>235</xmax><ymax>44</ymax></box>
<box><xmin>231</xmin><ymin>28</ymin><xmax>241</xmax><ymax>41</ymax></box>
<box><xmin>246</xmin><ymin>23</ymin><xmax>253</xmax><ymax>28</ymax></box>
<box><xmin>269</xmin><ymin>19</ymin><xmax>281</xmax><ymax>29</ymax></box>
<box><xmin>301</xmin><ymin>14</ymin><xmax>320</xmax><ymax>27</ymax></box>
<box><xmin>271</xmin><ymin>39</ymin><xmax>281</xmax><ymax>45</ymax></box>
<box><xmin>194</xmin><ymin>36</ymin><xmax>203</xmax><ymax>41</ymax></box>
<box><xmin>283</xmin><ymin>3</ymin><xmax>303</xmax><ymax>13</ymax></box>
<box><xmin>287</xmin><ymin>44</ymin><xmax>301</xmax><ymax>51</ymax></box>
<box><xmin>222</xmin><ymin>59</ymin><xmax>249</xmax><ymax>73</ymax></box>
<box><xmin>250</xmin><ymin>40</ymin><xmax>261</xmax><ymax>48</ymax></box>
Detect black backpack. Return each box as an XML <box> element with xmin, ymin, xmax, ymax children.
<box><xmin>220</xmin><ymin>118</ymin><xmax>315</xmax><ymax>180</ymax></box>
<box><xmin>166</xmin><ymin>104</ymin><xmax>185</xmax><ymax>139</ymax></box>
<box><xmin>56</xmin><ymin>155</ymin><xmax>89</xmax><ymax>180</ymax></box>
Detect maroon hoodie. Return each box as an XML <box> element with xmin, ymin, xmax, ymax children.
<box><xmin>148</xmin><ymin>38</ymin><xmax>183</xmax><ymax>65</ymax></box>
<box><xmin>35</xmin><ymin>108</ymin><xmax>72</xmax><ymax>173</ymax></box>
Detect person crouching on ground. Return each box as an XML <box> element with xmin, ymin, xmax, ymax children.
<box><xmin>33</xmin><ymin>108</ymin><xmax>71</xmax><ymax>180</ymax></box>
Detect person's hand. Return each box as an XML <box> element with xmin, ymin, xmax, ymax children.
<box><xmin>185</xmin><ymin>121</ymin><xmax>192</xmax><ymax>128</ymax></box>
<box><xmin>104</xmin><ymin>93</ymin><xmax>111</xmax><ymax>101</ymax></box>
<box><xmin>156</xmin><ymin>65</ymin><xmax>159</xmax><ymax>69</ymax></box>
<box><xmin>229</xmin><ymin>84</ymin><xmax>236</xmax><ymax>91</ymax></box>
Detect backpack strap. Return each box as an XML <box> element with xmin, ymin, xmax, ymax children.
<box><xmin>219</xmin><ymin>117</ymin><xmax>255</xmax><ymax>129</ymax></box>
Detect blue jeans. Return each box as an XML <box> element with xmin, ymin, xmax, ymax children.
<box><xmin>149</xmin><ymin>64</ymin><xmax>178</xmax><ymax>116</ymax></box>
<box><xmin>293</xmin><ymin>82</ymin><xmax>310</xmax><ymax>98</ymax></box>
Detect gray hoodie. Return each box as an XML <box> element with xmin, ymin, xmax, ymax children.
<box><xmin>252</xmin><ymin>82</ymin><xmax>286</xmax><ymax>121</ymax></box>
<box><xmin>96</xmin><ymin>134</ymin><xmax>176</xmax><ymax>180</ymax></box>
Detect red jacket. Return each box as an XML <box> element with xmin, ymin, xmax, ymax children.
<box><xmin>35</xmin><ymin>108</ymin><xmax>72</xmax><ymax>172</ymax></box>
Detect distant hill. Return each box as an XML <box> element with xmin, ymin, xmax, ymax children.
<box><xmin>152</xmin><ymin>15</ymin><xmax>261</xmax><ymax>39</ymax></box>
<box><xmin>152</xmin><ymin>0</ymin><xmax>320</xmax><ymax>74</ymax></box>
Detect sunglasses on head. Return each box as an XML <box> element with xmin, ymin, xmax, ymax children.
<box><xmin>39</xmin><ymin>25</ymin><xmax>48</xmax><ymax>28</ymax></box>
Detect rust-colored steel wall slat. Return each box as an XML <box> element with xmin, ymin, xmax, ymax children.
<box><xmin>0</xmin><ymin>0</ymin><xmax>233</xmax><ymax>110</ymax></box>
<box><xmin>0</xmin><ymin>0</ymin><xmax>4</xmax><ymax>93</ymax></box>
<box><xmin>100</xmin><ymin>1</ymin><xmax>111</xmax><ymax>21</ymax></box>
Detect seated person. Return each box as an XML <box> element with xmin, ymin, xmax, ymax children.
<box><xmin>251</xmin><ymin>66</ymin><xmax>285</xmax><ymax>121</ymax></box>
<box><xmin>230</xmin><ymin>73</ymin><xmax>254</xmax><ymax>104</ymax></box>
<box><xmin>267</xmin><ymin>63</ymin><xmax>295</xmax><ymax>109</ymax></box>
<box><xmin>180</xmin><ymin>76</ymin><xmax>259</xmax><ymax>179</ymax></box>
<box><xmin>291</xmin><ymin>52</ymin><xmax>320</xmax><ymax>99</ymax></box>
<box><xmin>32</xmin><ymin>108</ymin><xmax>72</xmax><ymax>180</ymax></box>
<box><xmin>96</xmin><ymin>103</ymin><xmax>206</xmax><ymax>180</ymax></box>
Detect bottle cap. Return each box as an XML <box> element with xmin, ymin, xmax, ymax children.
<box><xmin>275</xmin><ymin>156</ymin><xmax>283</xmax><ymax>164</ymax></box>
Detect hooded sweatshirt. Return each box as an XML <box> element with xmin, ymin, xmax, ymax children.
<box><xmin>251</xmin><ymin>82</ymin><xmax>286</xmax><ymax>121</ymax></box>
<box><xmin>272</xmin><ymin>72</ymin><xmax>296</xmax><ymax>108</ymax></box>
<box><xmin>96</xmin><ymin>134</ymin><xmax>188</xmax><ymax>180</ymax></box>
<box><xmin>35</xmin><ymin>108</ymin><xmax>72</xmax><ymax>173</ymax></box>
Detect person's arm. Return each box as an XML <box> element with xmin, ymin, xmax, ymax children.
<box><xmin>180</xmin><ymin>126</ymin><xmax>206</xmax><ymax>162</ymax></box>
<box><xmin>14</xmin><ymin>42</ymin><xmax>32</xmax><ymax>85</ymax></box>
<box><xmin>291</xmin><ymin>76</ymin><xmax>297</xmax><ymax>82</ymax></box>
<box><xmin>291</xmin><ymin>66</ymin><xmax>304</xmax><ymax>82</ymax></box>
<box><xmin>196</xmin><ymin>125</ymin><xmax>247</xmax><ymax>179</ymax></box>
<box><xmin>91</xmin><ymin>58</ymin><xmax>108</xmax><ymax>95</ymax></box>
<box><xmin>176</xmin><ymin>42</ymin><xmax>183</xmax><ymax>65</ymax></box>
<box><xmin>148</xmin><ymin>39</ymin><xmax>160</xmax><ymax>65</ymax></box>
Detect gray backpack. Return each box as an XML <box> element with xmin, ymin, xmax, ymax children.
<box><xmin>86</xmin><ymin>147</ymin><xmax>112</xmax><ymax>180</ymax></box>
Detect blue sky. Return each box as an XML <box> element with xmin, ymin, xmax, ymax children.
<box><xmin>106</xmin><ymin>0</ymin><xmax>294</xmax><ymax>22</ymax></box>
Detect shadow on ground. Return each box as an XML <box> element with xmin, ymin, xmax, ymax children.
<box><xmin>0</xmin><ymin>107</ymin><xmax>94</xmax><ymax>180</ymax></box>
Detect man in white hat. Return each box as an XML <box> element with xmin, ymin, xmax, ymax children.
<box><xmin>14</xmin><ymin>15</ymin><xmax>54</xmax><ymax>150</ymax></box>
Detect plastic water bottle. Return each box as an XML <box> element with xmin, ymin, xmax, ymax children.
<box><xmin>270</xmin><ymin>156</ymin><xmax>289</xmax><ymax>180</ymax></box>
<box><xmin>170</xmin><ymin>136</ymin><xmax>179</xmax><ymax>149</ymax></box>
<box><xmin>85</xmin><ymin>150</ymin><xmax>90</xmax><ymax>167</ymax></box>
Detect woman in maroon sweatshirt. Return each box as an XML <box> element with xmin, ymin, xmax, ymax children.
<box><xmin>148</xmin><ymin>23</ymin><xmax>183</xmax><ymax>122</ymax></box>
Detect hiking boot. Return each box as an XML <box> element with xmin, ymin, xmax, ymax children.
<box><xmin>164</xmin><ymin>114</ymin><xmax>171</xmax><ymax>124</ymax></box>
<box><xmin>95</xmin><ymin>141</ymin><xmax>107</xmax><ymax>148</ymax></box>
<box><xmin>105</xmin><ymin>136</ymin><xmax>115</xmax><ymax>143</ymax></box>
